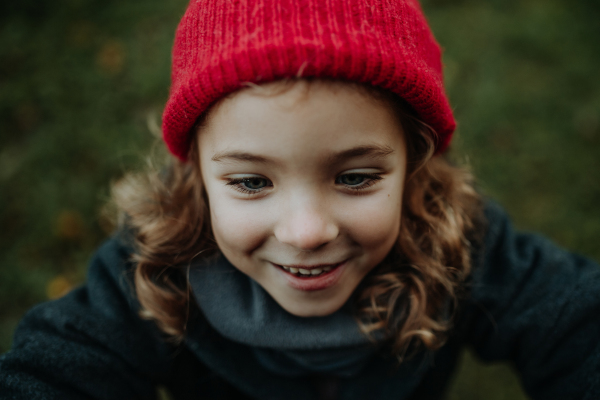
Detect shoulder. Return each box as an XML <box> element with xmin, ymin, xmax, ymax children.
<box><xmin>12</xmin><ymin>231</ymin><xmax>168</xmax><ymax>356</ymax></box>
<box><xmin>473</xmin><ymin>199</ymin><xmax>598</xmax><ymax>290</ymax></box>
<box><xmin>0</xmin><ymin>233</ymin><xmax>175</xmax><ymax>399</ymax></box>
<box><xmin>85</xmin><ymin>231</ymin><xmax>141</xmax><ymax>316</ymax></box>
<box><xmin>462</xmin><ymin>199</ymin><xmax>600</xmax><ymax>399</ymax></box>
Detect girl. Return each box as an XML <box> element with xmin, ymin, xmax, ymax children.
<box><xmin>1</xmin><ymin>0</ymin><xmax>599</xmax><ymax>399</ymax></box>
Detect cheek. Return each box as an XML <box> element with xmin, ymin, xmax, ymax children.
<box><xmin>208</xmin><ymin>193</ymin><xmax>270</xmax><ymax>255</ymax></box>
<box><xmin>342</xmin><ymin>191</ymin><xmax>402</xmax><ymax>251</ymax></box>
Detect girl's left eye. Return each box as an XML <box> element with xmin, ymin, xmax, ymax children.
<box><xmin>226</xmin><ymin>177</ymin><xmax>272</xmax><ymax>194</ymax></box>
<box><xmin>335</xmin><ymin>173</ymin><xmax>383</xmax><ymax>190</ymax></box>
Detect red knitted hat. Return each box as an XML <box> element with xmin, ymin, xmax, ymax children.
<box><xmin>162</xmin><ymin>0</ymin><xmax>455</xmax><ymax>161</ymax></box>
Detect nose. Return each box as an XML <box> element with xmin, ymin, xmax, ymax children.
<box><xmin>274</xmin><ymin>198</ymin><xmax>339</xmax><ymax>251</ymax></box>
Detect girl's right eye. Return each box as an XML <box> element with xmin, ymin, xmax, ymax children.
<box><xmin>225</xmin><ymin>176</ymin><xmax>272</xmax><ymax>194</ymax></box>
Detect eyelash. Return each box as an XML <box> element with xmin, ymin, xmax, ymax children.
<box><xmin>225</xmin><ymin>173</ymin><xmax>383</xmax><ymax>195</ymax></box>
<box><xmin>336</xmin><ymin>173</ymin><xmax>383</xmax><ymax>191</ymax></box>
<box><xmin>226</xmin><ymin>177</ymin><xmax>273</xmax><ymax>194</ymax></box>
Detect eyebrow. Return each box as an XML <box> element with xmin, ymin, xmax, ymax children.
<box><xmin>326</xmin><ymin>144</ymin><xmax>395</xmax><ymax>165</ymax></box>
<box><xmin>211</xmin><ymin>151</ymin><xmax>271</xmax><ymax>164</ymax></box>
<box><xmin>211</xmin><ymin>144</ymin><xmax>394</xmax><ymax>165</ymax></box>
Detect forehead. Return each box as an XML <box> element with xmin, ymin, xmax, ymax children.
<box><xmin>197</xmin><ymin>80</ymin><xmax>405</xmax><ymax>161</ymax></box>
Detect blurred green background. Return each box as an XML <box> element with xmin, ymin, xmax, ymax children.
<box><xmin>0</xmin><ymin>0</ymin><xmax>598</xmax><ymax>398</ymax></box>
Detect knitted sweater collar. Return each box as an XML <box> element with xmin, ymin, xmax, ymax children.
<box><xmin>189</xmin><ymin>253</ymin><xmax>371</xmax><ymax>350</ymax></box>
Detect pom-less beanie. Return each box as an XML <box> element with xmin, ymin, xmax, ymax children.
<box><xmin>162</xmin><ymin>0</ymin><xmax>455</xmax><ymax>161</ymax></box>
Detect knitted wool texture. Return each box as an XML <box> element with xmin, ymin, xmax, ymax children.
<box><xmin>163</xmin><ymin>0</ymin><xmax>455</xmax><ymax>161</ymax></box>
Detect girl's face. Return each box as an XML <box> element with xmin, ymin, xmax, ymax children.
<box><xmin>199</xmin><ymin>81</ymin><xmax>407</xmax><ymax>317</ymax></box>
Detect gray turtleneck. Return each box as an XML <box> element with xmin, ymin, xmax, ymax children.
<box><xmin>189</xmin><ymin>253</ymin><xmax>381</xmax><ymax>377</ymax></box>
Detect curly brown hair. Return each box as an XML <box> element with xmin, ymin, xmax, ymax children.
<box><xmin>111</xmin><ymin>80</ymin><xmax>483</xmax><ymax>359</ymax></box>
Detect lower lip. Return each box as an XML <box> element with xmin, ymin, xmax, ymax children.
<box><xmin>273</xmin><ymin>262</ymin><xmax>346</xmax><ymax>291</ymax></box>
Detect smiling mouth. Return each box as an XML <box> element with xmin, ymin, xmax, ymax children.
<box><xmin>275</xmin><ymin>264</ymin><xmax>339</xmax><ymax>277</ymax></box>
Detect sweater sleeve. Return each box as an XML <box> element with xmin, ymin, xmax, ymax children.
<box><xmin>464</xmin><ymin>201</ymin><xmax>600</xmax><ymax>400</ymax></box>
<box><xmin>0</xmin><ymin>235</ymin><xmax>173</xmax><ymax>400</ymax></box>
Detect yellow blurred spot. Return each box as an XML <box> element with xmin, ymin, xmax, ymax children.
<box><xmin>68</xmin><ymin>20</ymin><xmax>94</xmax><ymax>48</ymax></box>
<box><xmin>47</xmin><ymin>275</ymin><xmax>73</xmax><ymax>300</ymax></box>
<box><xmin>96</xmin><ymin>40</ymin><xmax>125</xmax><ymax>75</ymax></box>
<box><xmin>489</xmin><ymin>125</ymin><xmax>516</xmax><ymax>152</ymax></box>
<box><xmin>574</xmin><ymin>109</ymin><xmax>599</xmax><ymax>142</ymax></box>
<box><xmin>14</xmin><ymin>103</ymin><xmax>40</xmax><ymax>132</ymax></box>
<box><xmin>55</xmin><ymin>210</ymin><xmax>85</xmax><ymax>240</ymax></box>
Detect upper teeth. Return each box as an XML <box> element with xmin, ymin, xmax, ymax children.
<box><xmin>281</xmin><ymin>265</ymin><xmax>333</xmax><ymax>276</ymax></box>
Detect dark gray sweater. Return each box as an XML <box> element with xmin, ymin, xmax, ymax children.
<box><xmin>1</xmin><ymin>202</ymin><xmax>599</xmax><ymax>400</ymax></box>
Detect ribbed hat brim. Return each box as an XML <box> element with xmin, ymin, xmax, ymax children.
<box><xmin>162</xmin><ymin>0</ymin><xmax>455</xmax><ymax>160</ymax></box>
